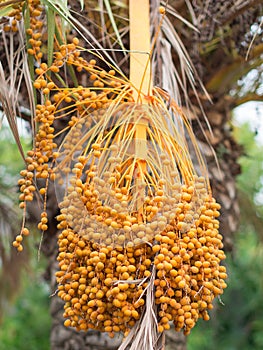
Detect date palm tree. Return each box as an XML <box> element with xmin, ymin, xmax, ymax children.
<box><xmin>0</xmin><ymin>1</ymin><xmax>262</xmax><ymax>349</ymax></box>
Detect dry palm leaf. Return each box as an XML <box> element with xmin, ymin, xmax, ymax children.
<box><xmin>0</xmin><ymin>46</ymin><xmax>26</xmax><ymax>162</ymax></box>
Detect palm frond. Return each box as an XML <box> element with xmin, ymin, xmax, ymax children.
<box><xmin>0</xmin><ymin>4</ymin><xmax>13</xmax><ymax>15</ymax></box>
<box><xmin>0</xmin><ymin>47</ymin><xmax>25</xmax><ymax>161</ymax></box>
<box><xmin>0</xmin><ymin>15</ymin><xmax>36</xmax><ymax>143</ymax></box>
<box><xmin>150</xmin><ymin>0</ymin><xmax>217</xmax><ymax>177</ymax></box>
<box><xmin>103</xmin><ymin>0</ymin><xmax>127</xmax><ymax>53</ymax></box>
<box><xmin>44</xmin><ymin>0</ymin><xmax>126</xmax><ymax>72</ymax></box>
<box><xmin>151</xmin><ymin>0</ymin><xmax>211</xmax><ymax>105</ymax></box>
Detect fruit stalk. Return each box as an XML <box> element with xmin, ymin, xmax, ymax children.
<box><xmin>129</xmin><ymin>0</ymin><xmax>151</xmax><ymax>217</ymax></box>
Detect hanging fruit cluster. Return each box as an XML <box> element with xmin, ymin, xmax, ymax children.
<box><xmin>5</xmin><ymin>0</ymin><xmax>227</xmax><ymax>339</ymax></box>
<box><xmin>56</xmin><ymin>163</ymin><xmax>227</xmax><ymax>336</ymax></box>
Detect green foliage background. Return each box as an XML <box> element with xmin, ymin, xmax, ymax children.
<box><xmin>188</xmin><ymin>122</ymin><xmax>263</xmax><ymax>350</ymax></box>
<box><xmin>0</xmin><ymin>123</ymin><xmax>51</xmax><ymax>350</ymax></box>
<box><xmin>0</xmin><ymin>121</ymin><xmax>263</xmax><ymax>349</ymax></box>
<box><xmin>0</xmin><ymin>273</ymin><xmax>51</xmax><ymax>350</ymax></box>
